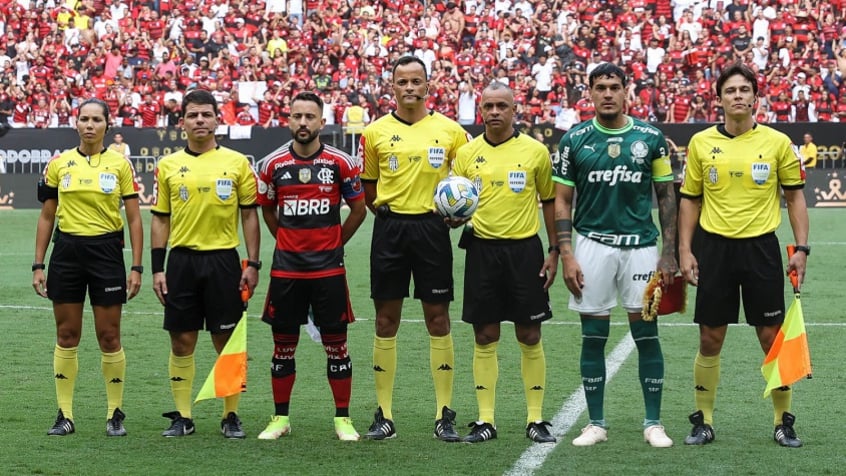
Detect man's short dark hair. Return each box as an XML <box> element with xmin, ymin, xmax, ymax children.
<box><xmin>292</xmin><ymin>91</ymin><xmax>324</xmax><ymax>110</ymax></box>
<box><xmin>588</xmin><ymin>62</ymin><xmax>627</xmax><ymax>88</ymax></box>
<box><xmin>181</xmin><ymin>89</ymin><xmax>219</xmax><ymax>118</ymax></box>
<box><xmin>391</xmin><ymin>55</ymin><xmax>428</xmax><ymax>80</ymax></box>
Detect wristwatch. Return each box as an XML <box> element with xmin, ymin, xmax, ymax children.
<box><xmin>794</xmin><ymin>245</ymin><xmax>810</xmax><ymax>257</ymax></box>
<box><xmin>547</xmin><ymin>245</ymin><xmax>560</xmax><ymax>254</ymax></box>
<box><xmin>247</xmin><ymin>260</ymin><xmax>262</xmax><ymax>270</ymax></box>
<box><xmin>131</xmin><ymin>265</ymin><xmax>144</xmax><ymax>274</ymax></box>
<box><xmin>32</xmin><ymin>262</ymin><xmax>46</xmax><ymax>271</ymax></box>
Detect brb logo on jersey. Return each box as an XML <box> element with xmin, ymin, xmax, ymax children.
<box><xmin>587</xmin><ymin>165</ymin><xmax>643</xmax><ymax>186</ymax></box>
<box><xmin>282</xmin><ymin>198</ymin><xmax>331</xmax><ymax>216</ymax></box>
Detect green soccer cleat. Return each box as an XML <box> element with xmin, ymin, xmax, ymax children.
<box><xmin>334</xmin><ymin>417</ymin><xmax>360</xmax><ymax>441</ymax></box>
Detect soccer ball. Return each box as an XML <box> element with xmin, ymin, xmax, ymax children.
<box><xmin>433</xmin><ymin>176</ymin><xmax>479</xmax><ymax>219</ymax></box>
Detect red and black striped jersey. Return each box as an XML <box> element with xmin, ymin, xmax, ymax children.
<box><xmin>257</xmin><ymin>142</ymin><xmax>364</xmax><ymax>279</ymax></box>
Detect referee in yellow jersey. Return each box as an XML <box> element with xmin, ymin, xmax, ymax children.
<box><xmin>679</xmin><ymin>63</ymin><xmax>810</xmax><ymax>448</ymax></box>
<box><xmin>452</xmin><ymin>82</ymin><xmax>559</xmax><ymax>444</ymax></box>
<box><xmin>359</xmin><ymin>56</ymin><xmax>471</xmax><ymax>441</ymax></box>
<box><xmin>33</xmin><ymin>98</ymin><xmax>143</xmax><ymax>437</ymax></box>
<box><xmin>151</xmin><ymin>89</ymin><xmax>261</xmax><ymax>439</ymax></box>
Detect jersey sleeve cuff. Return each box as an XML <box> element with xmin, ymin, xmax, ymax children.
<box><xmin>150</xmin><ymin>209</ymin><xmax>171</xmax><ymax>216</ymax></box>
<box><xmin>653</xmin><ymin>175</ymin><xmax>675</xmax><ymax>183</ymax></box>
<box><xmin>781</xmin><ymin>184</ymin><xmax>804</xmax><ymax>191</ymax></box>
<box><xmin>121</xmin><ymin>193</ymin><xmax>139</xmax><ymax>200</ymax></box>
<box><xmin>551</xmin><ymin>176</ymin><xmax>575</xmax><ymax>187</ymax></box>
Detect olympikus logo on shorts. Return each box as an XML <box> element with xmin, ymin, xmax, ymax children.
<box><xmin>104</xmin><ymin>286</ymin><xmax>121</xmax><ymax>292</ymax></box>
<box><xmin>529</xmin><ymin>312</ymin><xmax>546</xmax><ymax>320</ymax></box>
<box><xmin>587</xmin><ymin>165</ymin><xmax>643</xmax><ymax>186</ymax></box>
<box><xmin>431</xmin><ymin>288</ymin><xmax>450</xmax><ymax>294</ymax></box>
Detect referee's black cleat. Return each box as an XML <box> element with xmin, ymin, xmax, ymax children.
<box><xmin>106</xmin><ymin>408</ymin><xmax>127</xmax><ymax>437</ymax></box>
<box><xmin>683</xmin><ymin>410</ymin><xmax>715</xmax><ymax>445</ymax></box>
<box><xmin>434</xmin><ymin>406</ymin><xmax>460</xmax><ymax>442</ymax></box>
<box><xmin>463</xmin><ymin>421</ymin><xmax>497</xmax><ymax>443</ymax></box>
<box><xmin>526</xmin><ymin>421</ymin><xmax>557</xmax><ymax>443</ymax></box>
<box><xmin>364</xmin><ymin>407</ymin><xmax>396</xmax><ymax>440</ymax></box>
<box><xmin>161</xmin><ymin>411</ymin><xmax>195</xmax><ymax>437</ymax></box>
<box><xmin>221</xmin><ymin>412</ymin><xmax>246</xmax><ymax>439</ymax></box>
<box><xmin>773</xmin><ymin>412</ymin><xmax>802</xmax><ymax>448</ymax></box>
<box><xmin>47</xmin><ymin>409</ymin><xmax>75</xmax><ymax>436</ymax></box>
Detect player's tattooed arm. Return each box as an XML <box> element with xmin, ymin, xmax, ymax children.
<box><xmin>554</xmin><ymin>215</ymin><xmax>572</xmax><ymax>256</ymax></box>
<box><xmin>654</xmin><ymin>181</ymin><xmax>679</xmax><ymax>272</ymax></box>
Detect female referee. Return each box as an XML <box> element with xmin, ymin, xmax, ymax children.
<box><xmin>32</xmin><ymin>98</ymin><xmax>143</xmax><ymax>437</ymax></box>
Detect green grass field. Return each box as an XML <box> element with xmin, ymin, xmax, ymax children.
<box><xmin>1</xmin><ymin>208</ymin><xmax>844</xmax><ymax>475</ymax></box>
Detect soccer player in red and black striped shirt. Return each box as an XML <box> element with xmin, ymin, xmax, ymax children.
<box><xmin>255</xmin><ymin>91</ymin><xmax>367</xmax><ymax>441</ymax></box>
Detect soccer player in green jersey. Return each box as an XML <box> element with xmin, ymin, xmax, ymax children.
<box><xmin>679</xmin><ymin>63</ymin><xmax>809</xmax><ymax>448</ymax></box>
<box><xmin>453</xmin><ymin>82</ymin><xmax>559</xmax><ymax>444</ymax></box>
<box><xmin>553</xmin><ymin>63</ymin><xmax>678</xmax><ymax>448</ymax></box>
<box><xmin>151</xmin><ymin>89</ymin><xmax>261</xmax><ymax>439</ymax></box>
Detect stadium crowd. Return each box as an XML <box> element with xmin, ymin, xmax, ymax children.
<box><xmin>0</xmin><ymin>0</ymin><xmax>844</xmax><ymax>130</ymax></box>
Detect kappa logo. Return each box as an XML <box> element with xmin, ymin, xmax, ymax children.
<box><xmin>437</xmin><ymin>364</ymin><xmax>453</xmax><ymax>371</ymax></box>
<box><xmin>389</xmin><ymin>135</ymin><xmax>402</xmax><ymax>143</ymax></box>
<box><xmin>170</xmin><ymin>377</ymin><xmax>186</xmax><ymax>382</ymax></box>
<box><xmin>109</xmin><ymin>378</ymin><xmax>123</xmax><ymax>384</ymax></box>
<box><xmin>475</xmin><ymin>385</ymin><xmax>487</xmax><ymax>390</ymax></box>
<box><xmin>709</xmin><ymin>147</ymin><xmax>723</xmax><ymax>155</ymax></box>
<box><xmin>694</xmin><ymin>385</ymin><xmax>708</xmax><ymax>392</ymax></box>
<box><xmin>475</xmin><ymin>156</ymin><xmax>487</xmax><ymax>164</ymax></box>
<box><xmin>66</xmin><ymin>160</ymin><xmax>77</xmax><ymax>167</ymax></box>
<box><xmin>55</xmin><ymin>373</ymin><xmax>68</xmax><ymax>380</ymax></box>
<box><xmin>373</xmin><ymin>365</ymin><xmax>387</xmax><ymax>372</ymax></box>
<box><xmin>530</xmin><ymin>385</ymin><xmax>543</xmax><ymax>391</ymax></box>
<box><xmin>178</xmin><ymin>166</ymin><xmax>190</xmax><ymax>174</ymax></box>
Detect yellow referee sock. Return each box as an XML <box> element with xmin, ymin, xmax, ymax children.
<box><xmin>373</xmin><ymin>336</ymin><xmax>397</xmax><ymax>420</ymax></box>
<box><xmin>771</xmin><ymin>386</ymin><xmax>793</xmax><ymax>426</ymax></box>
<box><xmin>430</xmin><ymin>334</ymin><xmax>454</xmax><ymax>419</ymax></box>
<box><xmin>101</xmin><ymin>348</ymin><xmax>126</xmax><ymax>419</ymax></box>
<box><xmin>223</xmin><ymin>392</ymin><xmax>241</xmax><ymax>418</ymax></box>
<box><xmin>693</xmin><ymin>352</ymin><xmax>720</xmax><ymax>425</ymax></box>
<box><xmin>473</xmin><ymin>342</ymin><xmax>498</xmax><ymax>424</ymax></box>
<box><xmin>169</xmin><ymin>353</ymin><xmax>194</xmax><ymax>419</ymax></box>
<box><xmin>520</xmin><ymin>340</ymin><xmax>546</xmax><ymax>424</ymax></box>
<box><xmin>54</xmin><ymin>345</ymin><xmax>79</xmax><ymax>421</ymax></box>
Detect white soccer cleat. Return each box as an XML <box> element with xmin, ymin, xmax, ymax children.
<box><xmin>644</xmin><ymin>424</ymin><xmax>674</xmax><ymax>448</ymax></box>
<box><xmin>572</xmin><ymin>424</ymin><xmax>608</xmax><ymax>446</ymax></box>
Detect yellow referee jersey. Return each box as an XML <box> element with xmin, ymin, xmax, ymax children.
<box><xmin>43</xmin><ymin>148</ymin><xmax>139</xmax><ymax>236</ymax></box>
<box><xmin>152</xmin><ymin>146</ymin><xmax>257</xmax><ymax>250</ymax></box>
<box><xmin>360</xmin><ymin>111</ymin><xmax>471</xmax><ymax>214</ymax></box>
<box><xmin>680</xmin><ymin>124</ymin><xmax>805</xmax><ymax>239</ymax></box>
<box><xmin>454</xmin><ymin>131</ymin><xmax>554</xmax><ymax>240</ymax></box>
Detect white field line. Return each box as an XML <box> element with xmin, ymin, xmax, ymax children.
<box><xmin>504</xmin><ymin>335</ymin><xmax>636</xmax><ymax>476</ymax></box>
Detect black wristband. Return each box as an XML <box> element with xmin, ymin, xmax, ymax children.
<box><xmin>151</xmin><ymin>248</ymin><xmax>166</xmax><ymax>273</ymax></box>
<box><xmin>131</xmin><ymin>265</ymin><xmax>144</xmax><ymax>274</ymax></box>
<box><xmin>548</xmin><ymin>245</ymin><xmax>560</xmax><ymax>254</ymax></box>
<box><xmin>247</xmin><ymin>260</ymin><xmax>262</xmax><ymax>270</ymax></box>
<box><xmin>32</xmin><ymin>262</ymin><xmax>46</xmax><ymax>271</ymax></box>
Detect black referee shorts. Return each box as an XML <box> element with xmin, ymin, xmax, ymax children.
<box><xmin>369</xmin><ymin>211</ymin><xmax>453</xmax><ymax>302</ymax></box>
<box><xmin>693</xmin><ymin>231</ymin><xmax>785</xmax><ymax>327</ymax></box>
<box><xmin>47</xmin><ymin>230</ymin><xmax>127</xmax><ymax>306</ymax></box>
<box><xmin>261</xmin><ymin>275</ymin><xmax>353</xmax><ymax>332</ymax></box>
<box><xmin>163</xmin><ymin>248</ymin><xmax>243</xmax><ymax>334</ymax></box>
<box><xmin>461</xmin><ymin>235</ymin><xmax>552</xmax><ymax>325</ymax></box>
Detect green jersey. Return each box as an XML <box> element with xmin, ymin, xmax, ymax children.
<box><xmin>552</xmin><ymin>117</ymin><xmax>673</xmax><ymax>248</ymax></box>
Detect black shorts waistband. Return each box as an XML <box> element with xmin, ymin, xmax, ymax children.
<box><xmin>473</xmin><ymin>235</ymin><xmax>539</xmax><ymax>247</ymax></box>
<box><xmin>56</xmin><ymin>230</ymin><xmax>123</xmax><ymax>242</ymax></box>
<box><xmin>170</xmin><ymin>247</ymin><xmax>238</xmax><ymax>255</ymax></box>
<box><xmin>700</xmin><ymin>230</ymin><xmax>776</xmax><ymax>243</ymax></box>
<box><xmin>378</xmin><ymin>208</ymin><xmax>439</xmax><ymax>220</ymax></box>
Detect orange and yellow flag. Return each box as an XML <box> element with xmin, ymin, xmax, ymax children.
<box><xmin>195</xmin><ymin>315</ymin><xmax>247</xmax><ymax>403</ymax></box>
<box><xmin>761</xmin><ymin>245</ymin><xmax>812</xmax><ymax>398</ymax></box>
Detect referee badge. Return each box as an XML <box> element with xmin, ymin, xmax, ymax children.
<box><xmin>388</xmin><ymin>154</ymin><xmax>399</xmax><ymax>172</ymax></box>
<box><xmin>608</xmin><ymin>143</ymin><xmax>621</xmax><ymax>159</ymax></box>
<box><xmin>508</xmin><ymin>170</ymin><xmax>526</xmax><ymax>193</ymax></box>
<box><xmin>179</xmin><ymin>184</ymin><xmax>189</xmax><ymax>202</ymax></box>
<box><xmin>216</xmin><ymin>178</ymin><xmax>233</xmax><ymax>200</ymax></box>
<box><xmin>428</xmin><ymin>147</ymin><xmax>445</xmax><ymax>169</ymax></box>
<box><xmin>61</xmin><ymin>173</ymin><xmax>71</xmax><ymax>190</ymax></box>
<box><xmin>99</xmin><ymin>173</ymin><xmax>117</xmax><ymax>193</ymax></box>
<box><xmin>751</xmin><ymin>163</ymin><xmax>770</xmax><ymax>185</ymax></box>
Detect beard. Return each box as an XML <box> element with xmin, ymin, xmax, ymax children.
<box><xmin>292</xmin><ymin>128</ymin><xmax>320</xmax><ymax>145</ymax></box>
